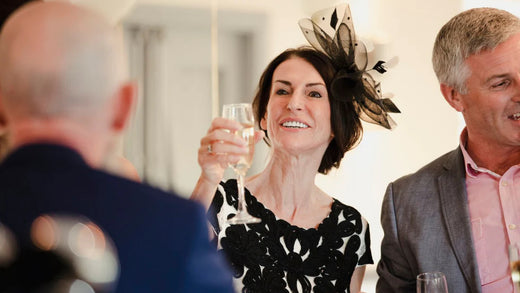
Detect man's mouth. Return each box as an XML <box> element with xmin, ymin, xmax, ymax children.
<box><xmin>508</xmin><ymin>113</ymin><xmax>520</xmax><ymax>120</ymax></box>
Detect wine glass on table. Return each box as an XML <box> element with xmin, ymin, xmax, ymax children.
<box><xmin>509</xmin><ymin>243</ymin><xmax>520</xmax><ymax>290</ymax></box>
<box><xmin>416</xmin><ymin>272</ymin><xmax>448</xmax><ymax>293</ymax></box>
<box><xmin>222</xmin><ymin>103</ymin><xmax>261</xmax><ymax>225</ymax></box>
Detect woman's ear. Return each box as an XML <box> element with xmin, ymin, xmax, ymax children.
<box><xmin>260</xmin><ymin>114</ymin><xmax>267</xmax><ymax>131</ymax></box>
<box><xmin>440</xmin><ymin>83</ymin><xmax>464</xmax><ymax>112</ymax></box>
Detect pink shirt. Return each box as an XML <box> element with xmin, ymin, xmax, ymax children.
<box><xmin>461</xmin><ymin>129</ymin><xmax>520</xmax><ymax>292</ymax></box>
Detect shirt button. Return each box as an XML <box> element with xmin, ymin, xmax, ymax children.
<box><xmin>502</xmin><ymin>181</ymin><xmax>509</xmax><ymax>186</ymax></box>
<box><xmin>510</xmin><ymin>224</ymin><xmax>517</xmax><ymax>230</ymax></box>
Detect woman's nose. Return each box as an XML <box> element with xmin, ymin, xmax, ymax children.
<box><xmin>287</xmin><ymin>93</ymin><xmax>304</xmax><ymax>111</ymax></box>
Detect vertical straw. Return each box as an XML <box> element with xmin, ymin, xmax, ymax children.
<box><xmin>211</xmin><ymin>0</ymin><xmax>219</xmax><ymax>118</ymax></box>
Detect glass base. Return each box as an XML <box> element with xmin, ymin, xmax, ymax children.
<box><xmin>226</xmin><ymin>212</ymin><xmax>261</xmax><ymax>225</ymax></box>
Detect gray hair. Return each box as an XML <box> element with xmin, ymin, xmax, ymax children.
<box><xmin>0</xmin><ymin>2</ymin><xmax>128</xmax><ymax>120</ymax></box>
<box><xmin>432</xmin><ymin>7</ymin><xmax>520</xmax><ymax>94</ymax></box>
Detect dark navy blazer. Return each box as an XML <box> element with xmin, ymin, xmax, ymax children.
<box><xmin>0</xmin><ymin>144</ymin><xmax>234</xmax><ymax>293</ymax></box>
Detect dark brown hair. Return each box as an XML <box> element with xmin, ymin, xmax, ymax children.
<box><xmin>252</xmin><ymin>47</ymin><xmax>362</xmax><ymax>174</ymax></box>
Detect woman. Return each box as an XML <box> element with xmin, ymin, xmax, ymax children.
<box><xmin>193</xmin><ymin>47</ymin><xmax>381</xmax><ymax>293</ymax></box>
<box><xmin>192</xmin><ymin>5</ymin><xmax>399</xmax><ymax>292</ymax></box>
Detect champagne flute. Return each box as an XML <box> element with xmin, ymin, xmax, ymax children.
<box><xmin>222</xmin><ymin>103</ymin><xmax>261</xmax><ymax>225</ymax></box>
<box><xmin>509</xmin><ymin>243</ymin><xmax>520</xmax><ymax>290</ymax></box>
<box><xmin>416</xmin><ymin>272</ymin><xmax>448</xmax><ymax>293</ymax></box>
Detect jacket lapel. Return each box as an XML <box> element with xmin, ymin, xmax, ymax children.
<box><xmin>437</xmin><ymin>148</ymin><xmax>481</xmax><ymax>293</ymax></box>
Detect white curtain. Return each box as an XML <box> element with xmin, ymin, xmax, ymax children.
<box><xmin>122</xmin><ymin>7</ymin><xmax>267</xmax><ymax>196</ymax></box>
<box><xmin>124</xmin><ymin>26</ymin><xmax>175</xmax><ymax>191</ymax></box>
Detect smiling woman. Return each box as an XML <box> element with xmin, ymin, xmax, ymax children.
<box><xmin>255</xmin><ymin>48</ymin><xmax>361</xmax><ymax>174</ymax></box>
<box><xmin>188</xmin><ymin>2</ymin><xmax>404</xmax><ymax>291</ymax></box>
<box><xmin>192</xmin><ymin>45</ymin><xmax>373</xmax><ymax>293</ymax></box>
<box><xmin>262</xmin><ymin>57</ymin><xmax>333</xmax><ymax>156</ymax></box>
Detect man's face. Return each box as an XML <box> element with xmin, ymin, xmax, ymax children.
<box><xmin>459</xmin><ymin>33</ymin><xmax>520</xmax><ymax>150</ymax></box>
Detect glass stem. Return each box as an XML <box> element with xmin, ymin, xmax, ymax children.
<box><xmin>236</xmin><ymin>171</ymin><xmax>247</xmax><ymax>214</ymax></box>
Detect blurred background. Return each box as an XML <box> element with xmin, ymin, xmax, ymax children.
<box><xmin>72</xmin><ymin>0</ymin><xmax>520</xmax><ymax>291</ymax></box>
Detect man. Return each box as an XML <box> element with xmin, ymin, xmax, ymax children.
<box><xmin>377</xmin><ymin>7</ymin><xmax>520</xmax><ymax>293</ymax></box>
<box><xmin>0</xmin><ymin>2</ymin><xmax>233</xmax><ymax>292</ymax></box>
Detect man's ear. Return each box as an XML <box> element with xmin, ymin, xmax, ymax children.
<box><xmin>111</xmin><ymin>81</ymin><xmax>136</xmax><ymax>132</ymax></box>
<box><xmin>440</xmin><ymin>83</ymin><xmax>464</xmax><ymax>112</ymax></box>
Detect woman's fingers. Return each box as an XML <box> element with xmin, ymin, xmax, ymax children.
<box><xmin>204</xmin><ymin>140</ymin><xmax>248</xmax><ymax>156</ymax></box>
<box><xmin>201</xmin><ymin>118</ymin><xmax>248</xmax><ymax>158</ymax></box>
<box><xmin>199</xmin><ymin>121</ymin><xmax>247</xmax><ymax>166</ymax></box>
<box><xmin>202</xmin><ymin>129</ymin><xmax>247</xmax><ymax>151</ymax></box>
<box><xmin>207</xmin><ymin>117</ymin><xmax>243</xmax><ymax>134</ymax></box>
<box><xmin>198</xmin><ymin>117</ymin><xmax>261</xmax><ymax>177</ymax></box>
<box><xmin>195</xmin><ymin>118</ymin><xmax>253</xmax><ymax>188</ymax></box>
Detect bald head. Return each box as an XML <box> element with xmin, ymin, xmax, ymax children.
<box><xmin>0</xmin><ymin>1</ymin><xmax>128</xmax><ymax>120</ymax></box>
<box><xmin>0</xmin><ymin>2</ymin><xmax>135</xmax><ymax>166</ymax></box>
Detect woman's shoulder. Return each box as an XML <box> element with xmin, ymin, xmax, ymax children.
<box><xmin>330</xmin><ymin>198</ymin><xmax>358</xmax><ymax>210</ymax></box>
<box><xmin>329</xmin><ymin>198</ymin><xmax>367</xmax><ymax>223</ymax></box>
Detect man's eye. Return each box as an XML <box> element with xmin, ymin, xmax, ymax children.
<box><xmin>491</xmin><ymin>80</ymin><xmax>510</xmax><ymax>89</ymax></box>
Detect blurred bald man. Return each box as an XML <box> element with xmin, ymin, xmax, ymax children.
<box><xmin>0</xmin><ymin>2</ymin><xmax>234</xmax><ymax>293</ymax></box>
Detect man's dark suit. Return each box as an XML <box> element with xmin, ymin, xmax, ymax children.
<box><xmin>0</xmin><ymin>143</ymin><xmax>234</xmax><ymax>293</ymax></box>
<box><xmin>376</xmin><ymin>148</ymin><xmax>481</xmax><ymax>293</ymax></box>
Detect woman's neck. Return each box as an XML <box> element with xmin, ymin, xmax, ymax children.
<box><xmin>247</xmin><ymin>151</ymin><xmax>332</xmax><ymax>228</ymax></box>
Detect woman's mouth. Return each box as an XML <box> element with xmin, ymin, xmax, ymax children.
<box><xmin>282</xmin><ymin>121</ymin><xmax>309</xmax><ymax>128</ymax></box>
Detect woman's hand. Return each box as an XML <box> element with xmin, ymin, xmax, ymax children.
<box><xmin>191</xmin><ymin>117</ymin><xmax>264</xmax><ymax>209</ymax></box>
<box><xmin>198</xmin><ymin>117</ymin><xmax>248</xmax><ymax>184</ymax></box>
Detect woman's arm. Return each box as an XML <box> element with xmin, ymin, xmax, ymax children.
<box><xmin>191</xmin><ymin>173</ymin><xmax>224</xmax><ymax>210</ymax></box>
<box><xmin>350</xmin><ymin>266</ymin><xmax>367</xmax><ymax>293</ymax></box>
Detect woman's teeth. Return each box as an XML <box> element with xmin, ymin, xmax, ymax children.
<box><xmin>282</xmin><ymin>121</ymin><xmax>309</xmax><ymax>128</ymax></box>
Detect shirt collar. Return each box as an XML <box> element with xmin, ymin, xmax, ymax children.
<box><xmin>459</xmin><ymin>128</ymin><xmax>501</xmax><ymax>178</ymax></box>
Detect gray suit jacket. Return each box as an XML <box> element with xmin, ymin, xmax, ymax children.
<box><xmin>376</xmin><ymin>148</ymin><xmax>481</xmax><ymax>293</ymax></box>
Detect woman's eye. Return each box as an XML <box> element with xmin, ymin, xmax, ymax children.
<box><xmin>276</xmin><ymin>89</ymin><xmax>289</xmax><ymax>95</ymax></box>
<box><xmin>309</xmin><ymin>91</ymin><xmax>322</xmax><ymax>98</ymax></box>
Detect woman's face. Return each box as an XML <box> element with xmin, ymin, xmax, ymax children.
<box><xmin>261</xmin><ymin>57</ymin><xmax>332</xmax><ymax>155</ymax></box>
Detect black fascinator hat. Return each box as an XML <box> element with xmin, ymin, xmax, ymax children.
<box><xmin>299</xmin><ymin>3</ymin><xmax>400</xmax><ymax>129</ymax></box>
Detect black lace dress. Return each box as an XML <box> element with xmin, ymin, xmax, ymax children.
<box><xmin>208</xmin><ymin>180</ymin><xmax>373</xmax><ymax>293</ymax></box>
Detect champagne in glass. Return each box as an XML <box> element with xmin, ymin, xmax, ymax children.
<box><xmin>416</xmin><ymin>272</ymin><xmax>448</xmax><ymax>293</ymax></box>
<box><xmin>229</xmin><ymin>124</ymin><xmax>255</xmax><ymax>174</ymax></box>
<box><xmin>509</xmin><ymin>243</ymin><xmax>520</xmax><ymax>290</ymax></box>
<box><xmin>222</xmin><ymin>103</ymin><xmax>261</xmax><ymax>225</ymax></box>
